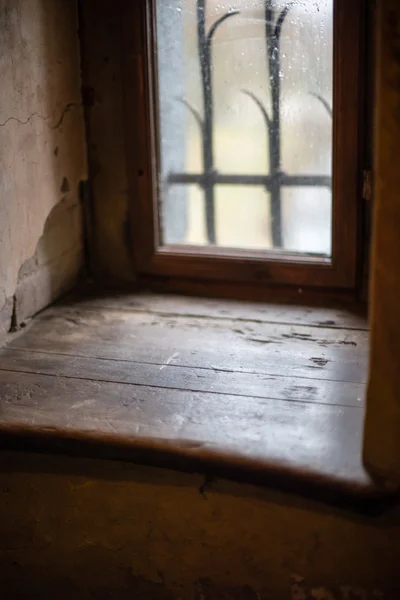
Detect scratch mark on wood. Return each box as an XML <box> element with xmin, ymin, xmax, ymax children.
<box><xmin>71</xmin><ymin>399</ymin><xmax>95</xmax><ymax>409</ymax></box>
<box><xmin>285</xmin><ymin>386</ymin><xmax>317</xmax><ymax>398</ymax></box>
<box><xmin>246</xmin><ymin>337</ymin><xmax>277</xmax><ymax>345</ymax></box>
<box><xmin>105</xmin><ymin>418</ymin><xmax>118</xmax><ymax>435</ymax></box>
<box><xmin>310</xmin><ymin>357</ymin><xmax>330</xmax><ymax>367</ymax></box>
<box><xmin>160</xmin><ymin>352</ymin><xmax>179</xmax><ymax>370</ymax></box>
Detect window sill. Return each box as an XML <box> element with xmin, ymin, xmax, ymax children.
<box><xmin>0</xmin><ymin>289</ymin><xmax>392</xmax><ymax>509</ymax></box>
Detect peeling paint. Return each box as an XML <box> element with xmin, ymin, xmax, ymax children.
<box><xmin>0</xmin><ymin>296</ymin><xmax>14</xmax><ymax>344</ymax></box>
<box><xmin>0</xmin><ymin>0</ymin><xmax>87</xmax><ymax>338</ymax></box>
<box><xmin>290</xmin><ymin>581</ymin><xmax>387</xmax><ymax>600</ymax></box>
<box><xmin>291</xmin><ymin>583</ymin><xmax>308</xmax><ymax>600</ymax></box>
<box><xmin>311</xmin><ymin>588</ymin><xmax>336</xmax><ymax>600</ymax></box>
<box><xmin>13</xmin><ymin>197</ymin><xmax>84</xmax><ymax>326</ymax></box>
<box><xmin>60</xmin><ymin>177</ymin><xmax>70</xmax><ymax>193</ymax></box>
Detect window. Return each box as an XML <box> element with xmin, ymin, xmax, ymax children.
<box><xmin>123</xmin><ymin>0</ymin><xmax>364</xmax><ymax>290</ymax></box>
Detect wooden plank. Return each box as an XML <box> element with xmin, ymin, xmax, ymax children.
<box><xmin>0</xmin><ymin>369</ymin><xmax>371</xmax><ymax>494</ymax></box>
<box><xmin>10</xmin><ymin>306</ymin><xmax>369</xmax><ymax>384</ymax></box>
<box><xmin>364</xmin><ymin>0</ymin><xmax>400</xmax><ymax>484</ymax></box>
<box><xmin>66</xmin><ymin>292</ymin><xmax>369</xmax><ymax>331</ymax></box>
<box><xmin>0</xmin><ymin>348</ymin><xmax>366</xmax><ymax>407</ymax></box>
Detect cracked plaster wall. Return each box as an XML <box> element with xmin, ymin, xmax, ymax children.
<box><xmin>0</xmin><ymin>0</ymin><xmax>87</xmax><ymax>345</ymax></box>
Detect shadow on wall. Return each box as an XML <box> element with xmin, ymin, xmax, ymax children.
<box><xmin>79</xmin><ymin>0</ymin><xmax>135</xmax><ymax>284</ymax></box>
<box><xmin>0</xmin><ymin>452</ymin><xmax>398</xmax><ymax>599</ymax></box>
<box><xmin>0</xmin><ymin>0</ymin><xmax>88</xmax><ymax>341</ymax></box>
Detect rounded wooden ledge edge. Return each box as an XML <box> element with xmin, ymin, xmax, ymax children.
<box><xmin>1</xmin><ymin>423</ymin><xmax>398</xmax><ymax>513</ymax></box>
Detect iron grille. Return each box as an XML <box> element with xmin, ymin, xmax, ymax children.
<box><xmin>166</xmin><ymin>0</ymin><xmax>332</xmax><ymax>248</ymax></box>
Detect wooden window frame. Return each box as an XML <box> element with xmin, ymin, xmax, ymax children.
<box><xmin>122</xmin><ymin>0</ymin><xmax>365</xmax><ymax>292</ymax></box>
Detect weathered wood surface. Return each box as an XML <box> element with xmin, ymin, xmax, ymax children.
<box><xmin>0</xmin><ymin>370</ymin><xmax>369</xmax><ymax>492</ymax></box>
<box><xmin>0</xmin><ymin>294</ymin><xmax>373</xmax><ymax>498</ymax></box>
<box><xmin>64</xmin><ymin>291</ymin><xmax>369</xmax><ymax>330</ymax></box>
<box><xmin>0</xmin><ymin>348</ymin><xmax>365</xmax><ymax>407</ymax></box>
<box><xmin>9</xmin><ymin>306</ymin><xmax>369</xmax><ymax>384</ymax></box>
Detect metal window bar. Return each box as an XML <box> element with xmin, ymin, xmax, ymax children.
<box><xmin>166</xmin><ymin>0</ymin><xmax>332</xmax><ymax>247</ymax></box>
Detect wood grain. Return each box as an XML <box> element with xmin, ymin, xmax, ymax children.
<box><xmin>67</xmin><ymin>292</ymin><xmax>369</xmax><ymax>330</ymax></box>
<box><xmin>0</xmin><ymin>293</ymin><xmax>374</xmax><ymax>501</ymax></box>
<box><xmin>10</xmin><ymin>306</ymin><xmax>368</xmax><ymax>384</ymax></box>
<box><xmin>0</xmin><ymin>369</ymin><xmax>371</xmax><ymax>495</ymax></box>
<box><xmin>0</xmin><ymin>348</ymin><xmax>365</xmax><ymax>407</ymax></box>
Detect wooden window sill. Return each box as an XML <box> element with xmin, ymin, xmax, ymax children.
<box><xmin>0</xmin><ymin>289</ymin><xmax>390</xmax><ymax>508</ymax></box>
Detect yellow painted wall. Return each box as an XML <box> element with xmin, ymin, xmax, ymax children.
<box><xmin>0</xmin><ymin>451</ymin><xmax>398</xmax><ymax>599</ymax></box>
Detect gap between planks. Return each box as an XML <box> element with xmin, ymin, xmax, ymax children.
<box><xmin>0</xmin><ymin>348</ymin><xmax>366</xmax><ymax>408</ymax></box>
<box><xmin>8</xmin><ymin>305</ymin><xmax>369</xmax><ymax>385</ymax></box>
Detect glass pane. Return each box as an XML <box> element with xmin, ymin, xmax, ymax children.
<box><xmin>155</xmin><ymin>0</ymin><xmax>333</xmax><ymax>256</ymax></box>
<box><xmin>282</xmin><ymin>187</ymin><xmax>332</xmax><ymax>255</ymax></box>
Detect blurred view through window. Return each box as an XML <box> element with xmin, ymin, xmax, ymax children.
<box><xmin>155</xmin><ymin>0</ymin><xmax>333</xmax><ymax>256</ymax></box>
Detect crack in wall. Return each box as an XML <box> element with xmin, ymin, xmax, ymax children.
<box><xmin>0</xmin><ymin>102</ymin><xmax>81</xmax><ymax>130</ymax></box>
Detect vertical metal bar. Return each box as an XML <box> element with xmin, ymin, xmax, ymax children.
<box><xmin>171</xmin><ymin>2</ymin><xmax>333</xmax><ymax>253</ymax></box>
<box><xmin>266</xmin><ymin>0</ymin><xmax>283</xmax><ymax>248</ymax></box>
<box><xmin>197</xmin><ymin>0</ymin><xmax>216</xmax><ymax>244</ymax></box>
